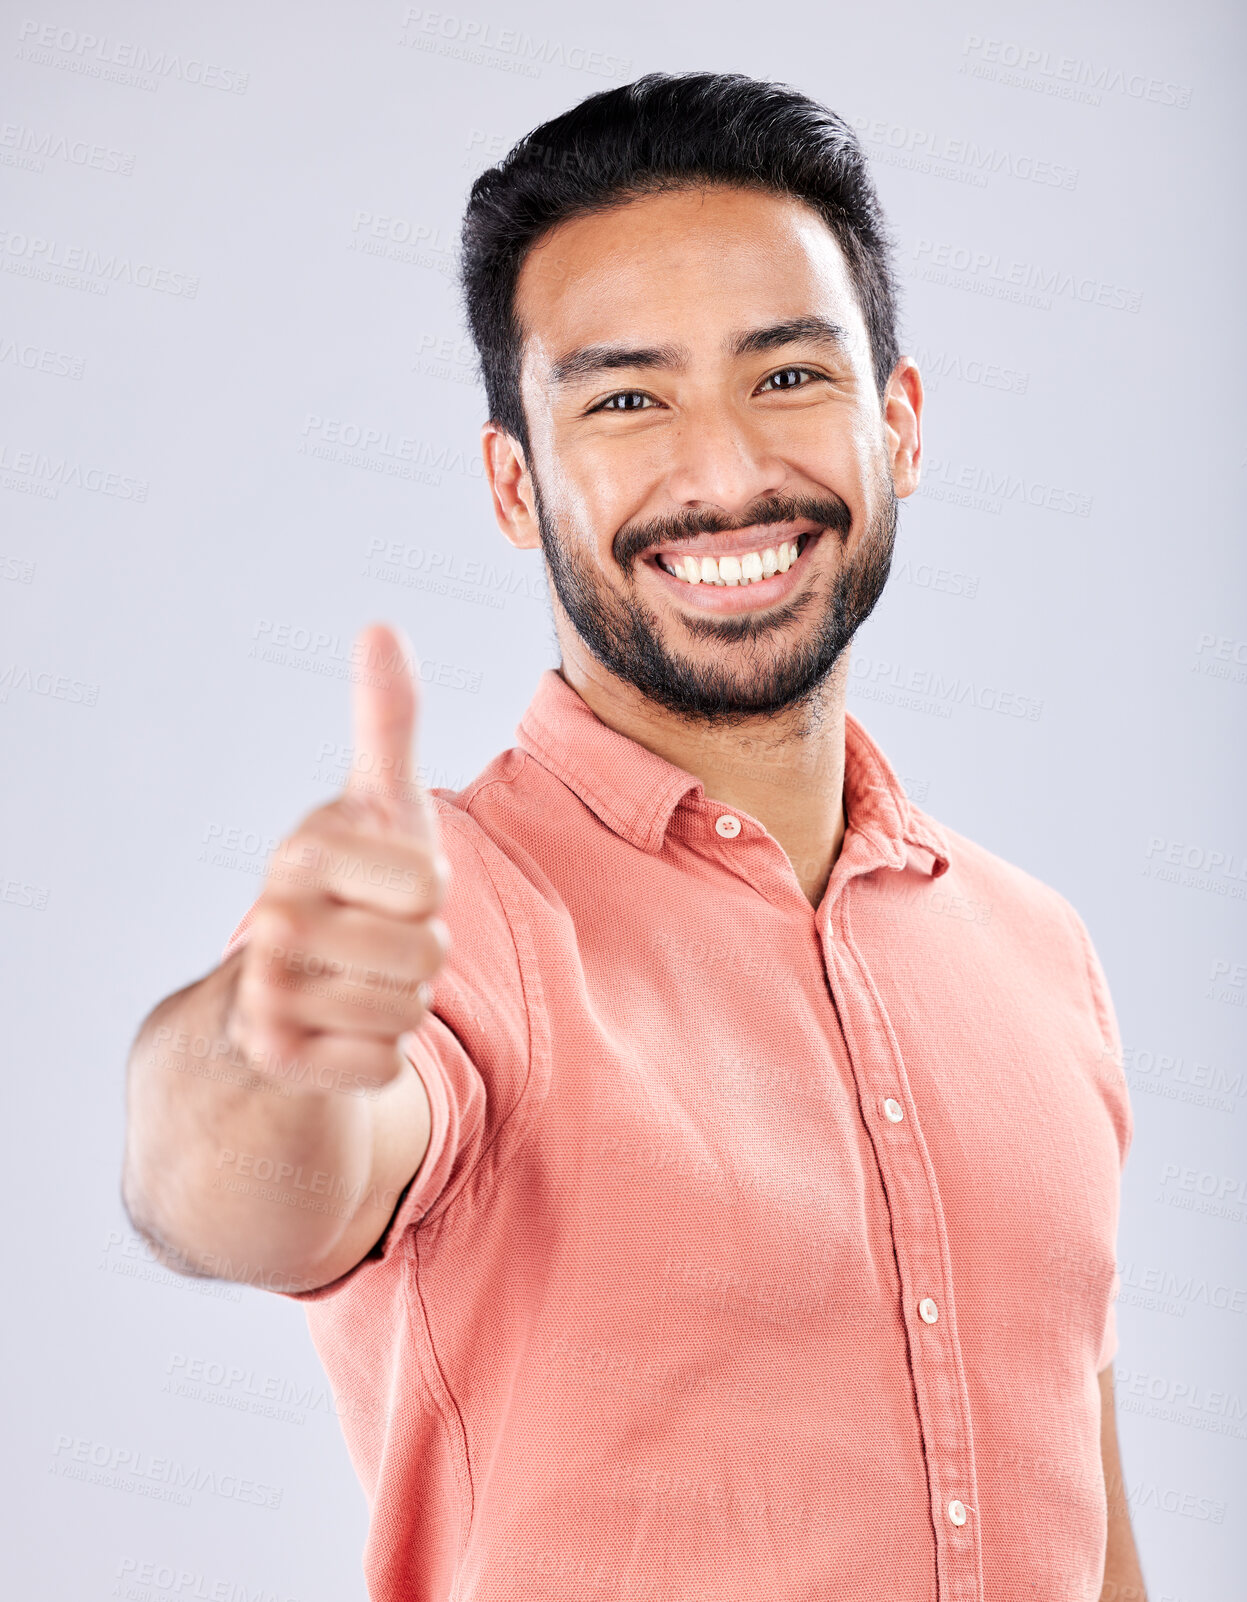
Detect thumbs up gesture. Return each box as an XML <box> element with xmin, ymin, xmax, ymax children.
<box><xmin>227</xmin><ymin>625</ymin><xmax>448</xmax><ymax>1091</ymax></box>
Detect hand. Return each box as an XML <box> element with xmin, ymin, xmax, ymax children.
<box><xmin>227</xmin><ymin>624</ymin><xmax>448</xmax><ymax>1091</ymax></box>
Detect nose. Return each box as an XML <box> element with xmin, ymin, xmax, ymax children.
<box><xmin>662</xmin><ymin>406</ymin><xmax>787</xmax><ymax>523</ymax></box>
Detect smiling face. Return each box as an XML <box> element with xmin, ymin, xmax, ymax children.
<box><xmin>483</xmin><ymin>183</ymin><xmax>922</xmax><ymax>726</ymax></box>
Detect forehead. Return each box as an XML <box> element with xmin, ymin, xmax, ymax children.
<box><xmin>514</xmin><ymin>185</ymin><xmax>864</xmax><ymax>376</ymax></box>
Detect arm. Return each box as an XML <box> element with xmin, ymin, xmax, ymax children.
<box><xmin>123</xmin><ymin>945</ymin><xmax>433</xmax><ymax>1293</ymax></box>
<box><xmin>122</xmin><ymin>624</ymin><xmax>446</xmax><ymax>1294</ymax></box>
<box><xmin>1098</xmin><ymin>1364</ymin><xmax>1148</xmax><ymax>1601</ymax></box>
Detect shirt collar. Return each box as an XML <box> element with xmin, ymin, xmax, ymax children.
<box><xmin>514</xmin><ymin>668</ymin><xmax>950</xmax><ymax>878</ymax></box>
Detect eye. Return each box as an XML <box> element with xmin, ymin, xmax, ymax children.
<box><xmin>758</xmin><ymin>366</ymin><xmax>825</xmax><ymax>393</ymax></box>
<box><xmin>590</xmin><ymin>390</ymin><xmax>657</xmax><ymax>413</ymax></box>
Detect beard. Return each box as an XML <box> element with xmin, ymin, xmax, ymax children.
<box><xmin>531</xmin><ymin>464</ymin><xmax>897</xmax><ymax>729</ymax></box>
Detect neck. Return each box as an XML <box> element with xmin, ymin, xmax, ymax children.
<box><xmin>558</xmin><ymin>639</ymin><xmax>850</xmax><ymax>909</ymax></box>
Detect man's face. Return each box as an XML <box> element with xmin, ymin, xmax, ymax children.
<box><xmin>489</xmin><ymin>184</ymin><xmax>921</xmax><ymax>726</ymax></box>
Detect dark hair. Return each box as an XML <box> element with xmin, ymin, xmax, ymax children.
<box><xmin>458</xmin><ymin>71</ymin><xmax>901</xmax><ymax>453</ymax></box>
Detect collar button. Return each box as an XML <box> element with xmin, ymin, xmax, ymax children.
<box><xmin>714</xmin><ymin>814</ymin><xmax>742</xmax><ymax>839</ymax></box>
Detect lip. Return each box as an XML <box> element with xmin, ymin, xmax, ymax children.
<box><xmin>640</xmin><ymin>527</ymin><xmax>823</xmax><ymax>614</ymax></box>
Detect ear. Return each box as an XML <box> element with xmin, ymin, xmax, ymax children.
<box><xmin>482</xmin><ymin>423</ymin><xmax>542</xmax><ymax>550</ymax></box>
<box><xmin>882</xmin><ymin>357</ymin><xmax>923</xmax><ymax>499</ymax></box>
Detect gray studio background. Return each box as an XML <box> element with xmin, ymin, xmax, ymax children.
<box><xmin>2</xmin><ymin>1</ymin><xmax>1243</xmax><ymax>1597</ymax></box>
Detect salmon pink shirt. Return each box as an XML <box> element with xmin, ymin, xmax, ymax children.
<box><xmin>224</xmin><ymin>668</ymin><xmax>1132</xmax><ymax>1602</ymax></box>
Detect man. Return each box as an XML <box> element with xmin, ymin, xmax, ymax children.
<box><xmin>123</xmin><ymin>72</ymin><xmax>1145</xmax><ymax>1601</ymax></box>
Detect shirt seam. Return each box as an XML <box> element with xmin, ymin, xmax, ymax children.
<box><xmin>405</xmin><ymin>800</ymin><xmax>553</xmax><ymax>1568</ymax></box>
<box><xmin>401</xmin><ymin>1225</ymin><xmax>476</xmax><ymax>1558</ymax></box>
<box><xmin>1062</xmin><ymin>898</ymin><xmax>1117</xmax><ymax>1060</ymax></box>
<box><xmin>415</xmin><ymin>803</ymin><xmax>548</xmax><ymax>1232</ymax></box>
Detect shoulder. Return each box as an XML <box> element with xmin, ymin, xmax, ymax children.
<box><xmin>908</xmin><ymin>806</ymin><xmax>1109</xmax><ymax>1014</ymax></box>
<box><xmin>915</xmin><ymin>807</ymin><xmax>1083</xmax><ymax>933</ymax></box>
<box><xmin>430</xmin><ymin>744</ymin><xmax>573</xmax><ymax>916</ymax></box>
<box><xmin>908</xmin><ymin>805</ymin><xmax>1132</xmax><ymax>1159</ymax></box>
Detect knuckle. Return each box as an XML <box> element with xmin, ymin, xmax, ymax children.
<box><xmin>387</xmin><ymin>846</ymin><xmax>447</xmax><ymax>914</ymax></box>
<box><xmin>233</xmin><ymin>963</ymin><xmax>280</xmax><ymax>1029</ymax></box>
<box><xmin>252</xmin><ymin>901</ymin><xmax>303</xmax><ymax>955</ymax></box>
<box><xmin>426</xmin><ymin>851</ymin><xmax>451</xmax><ymax>907</ymax></box>
<box><xmin>421</xmin><ymin>916</ymin><xmax>451</xmax><ymax>970</ymax></box>
<box><xmin>406</xmin><ymin>848</ymin><xmax>448</xmax><ymax>909</ymax></box>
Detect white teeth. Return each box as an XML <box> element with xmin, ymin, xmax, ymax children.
<box><xmin>660</xmin><ymin>537</ymin><xmax>805</xmax><ymax>585</ymax></box>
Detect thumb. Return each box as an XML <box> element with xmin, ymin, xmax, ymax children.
<box><xmin>345</xmin><ymin>622</ymin><xmax>430</xmax><ymax>833</ymax></box>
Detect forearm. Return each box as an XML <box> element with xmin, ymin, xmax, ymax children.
<box><xmin>1099</xmin><ymin>1544</ymin><xmax>1147</xmax><ymax>1601</ymax></box>
<box><xmin>122</xmin><ymin>951</ymin><xmax>424</xmax><ymax>1291</ymax></box>
<box><xmin>1098</xmin><ymin>1365</ymin><xmax>1148</xmax><ymax>1601</ymax></box>
<box><xmin>1099</xmin><ymin>1494</ymin><xmax>1147</xmax><ymax>1602</ymax></box>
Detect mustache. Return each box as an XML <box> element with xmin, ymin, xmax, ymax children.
<box><xmin>615</xmin><ymin>492</ymin><xmax>854</xmax><ymax>570</ymax></box>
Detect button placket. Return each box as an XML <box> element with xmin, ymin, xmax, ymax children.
<box><xmin>822</xmin><ymin>891</ymin><xmax>984</xmax><ymax>1601</ymax></box>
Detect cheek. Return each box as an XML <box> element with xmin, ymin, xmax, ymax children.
<box><xmin>805</xmin><ymin>416</ymin><xmax>880</xmax><ymax>516</ymax></box>
<box><xmin>548</xmin><ymin>440</ymin><xmax>653</xmax><ymax>556</ymax></box>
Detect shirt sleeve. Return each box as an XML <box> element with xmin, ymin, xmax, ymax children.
<box><xmin>218</xmin><ymin>801</ymin><xmax>538</xmax><ymax>1302</ymax></box>
<box><xmin>1065</xmin><ymin>903</ymin><xmax>1133</xmax><ymax>1372</ymax></box>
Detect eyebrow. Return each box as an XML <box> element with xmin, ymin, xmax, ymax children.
<box><xmin>547</xmin><ymin>316</ymin><xmax>852</xmax><ymax>387</ymax></box>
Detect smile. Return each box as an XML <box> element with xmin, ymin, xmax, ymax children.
<box><xmin>655</xmin><ymin>533</ymin><xmax>812</xmax><ymax>586</ymax></box>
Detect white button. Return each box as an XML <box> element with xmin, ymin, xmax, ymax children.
<box><xmin>714</xmin><ymin>814</ymin><xmax>742</xmax><ymax>838</ymax></box>
<box><xmin>948</xmin><ymin>1499</ymin><xmax>967</xmax><ymax>1526</ymax></box>
<box><xmin>919</xmin><ymin>1297</ymin><xmax>939</xmax><ymax>1324</ymax></box>
<box><xmin>883</xmin><ymin>1097</ymin><xmax>904</xmax><ymax>1123</ymax></box>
